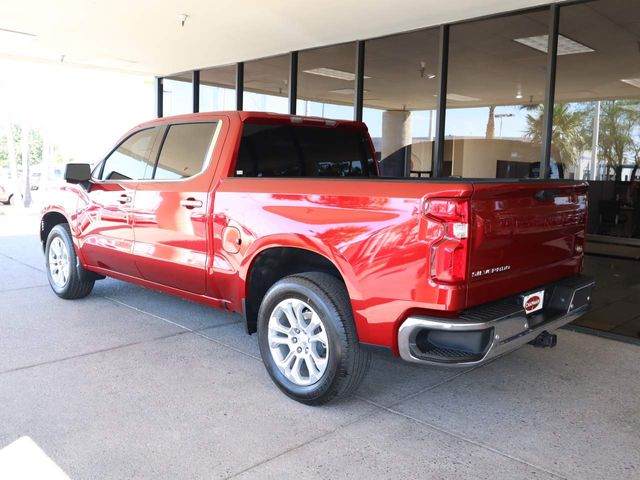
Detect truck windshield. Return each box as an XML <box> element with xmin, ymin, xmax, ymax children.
<box><xmin>235</xmin><ymin>122</ymin><xmax>377</xmax><ymax>177</ymax></box>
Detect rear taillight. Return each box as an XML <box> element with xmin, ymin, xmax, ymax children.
<box><xmin>425</xmin><ymin>198</ymin><xmax>469</xmax><ymax>284</ymax></box>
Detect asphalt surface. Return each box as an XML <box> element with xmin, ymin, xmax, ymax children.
<box><xmin>0</xmin><ymin>207</ymin><xmax>638</xmax><ymax>479</ymax></box>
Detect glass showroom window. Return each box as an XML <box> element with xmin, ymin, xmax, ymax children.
<box><xmin>555</xmin><ymin>0</ymin><xmax>640</xmax><ymax>240</ymax></box>
<box><xmin>244</xmin><ymin>55</ymin><xmax>289</xmax><ymax>114</ymax></box>
<box><xmin>364</xmin><ymin>28</ymin><xmax>440</xmax><ymax>177</ymax></box>
<box><xmin>164</xmin><ymin>66</ymin><xmax>236</xmax><ymax>114</ymax></box>
<box><xmin>198</xmin><ymin>64</ymin><xmax>236</xmax><ymax>112</ymax></box>
<box><xmin>200</xmin><ymin>84</ymin><xmax>236</xmax><ymax>112</ymax></box>
<box><xmin>445</xmin><ymin>9</ymin><xmax>549</xmax><ymax>178</ymax></box>
<box><xmin>162</xmin><ymin>78</ymin><xmax>192</xmax><ymax>116</ymax></box>
<box><xmin>297</xmin><ymin>42</ymin><xmax>357</xmax><ymax>121</ymax></box>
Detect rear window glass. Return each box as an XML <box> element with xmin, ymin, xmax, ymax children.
<box><xmin>155</xmin><ymin>122</ymin><xmax>218</xmax><ymax>180</ymax></box>
<box><xmin>235</xmin><ymin>123</ymin><xmax>375</xmax><ymax>177</ymax></box>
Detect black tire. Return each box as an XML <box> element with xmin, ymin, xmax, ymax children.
<box><xmin>257</xmin><ymin>272</ymin><xmax>370</xmax><ymax>405</ymax></box>
<box><xmin>45</xmin><ymin>223</ymin><xmax>95</xmax><ymax>299</ymax></box>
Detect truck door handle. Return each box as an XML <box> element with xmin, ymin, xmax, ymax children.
<box><xmin>180</xmin><ymin>198</ymin><xmax>203</xmax><ymax>209</ymax></box>
<box><xmin>118</xmin><ymin>194</ymin><xmax>132</xmax><ymax>204</ymax></box>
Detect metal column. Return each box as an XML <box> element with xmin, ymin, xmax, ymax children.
<box><xmin>540</xmin><ymin>5</ymin><xmax>560</xmax><ymax>179</ymax></box>
<box><xmin>236</xmin><ymin>62</ymin><xmax>244</xmax><ymax>111</ymax></box>
<box><xmin>432</xmin><ymin>25</ymin><xmax>450</xmax><ymax>178</ymax></box>
<box><xmin>289</xmin><ymin>52</ymin><xmax>298</xmax><ymax>115</ymax></box>
<box><xmin>155</xmin><ymin>77</ymin><xmax>163</xmax><ymax>118</ymax></box>
<box><xmin>192</xmin><ymin>70</ymin><xmax>200</xmax><ymax>113</ymax></box>
<box><xmin>354</xmin><ymin>41</ymin><xmax>365</xmax><ymax>122</ymax></box>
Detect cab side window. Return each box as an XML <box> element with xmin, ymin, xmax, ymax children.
<box><xmin>100</xmin><ymin>127</ymin><xmax>158</xmax><ymax>181</ymax></box>
<box><xmin>154</xmin><ymin>122</ymin><xmax>218</xmax><ymax>180</ymax></box>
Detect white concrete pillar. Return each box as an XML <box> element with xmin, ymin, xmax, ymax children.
<box><xmin>382</xmin><ymin>110</ymin><xmax>412</xmax><ymax>161</ymax></box>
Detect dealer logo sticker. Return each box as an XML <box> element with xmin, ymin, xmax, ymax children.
<box><xmin>523</xmin><ymin>290</ymin><xmax>544</xmax><ymax>314</ymax></box>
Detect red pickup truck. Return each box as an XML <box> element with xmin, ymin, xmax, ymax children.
<box><xmin>40</xmin><ymin>111</ymin><xmax>594</xmax><ymax>405</ymax></box>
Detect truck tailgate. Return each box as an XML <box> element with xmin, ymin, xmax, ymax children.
<box><xmin>466</xmin><ymin>181</ymin><xmax>588</xmax><ymax>307</ymax></box>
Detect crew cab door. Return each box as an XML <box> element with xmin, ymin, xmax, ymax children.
<box><xmin>77</xmin><ymin>127</ymin><xmax>160</xmax><ymax>276</ymax></box>
<box><xmin>131</xmin><ymin>120</ymin><xmax>223</xmax><ymax>294</ymax></box>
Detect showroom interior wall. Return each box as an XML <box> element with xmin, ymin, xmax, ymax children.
<box><xmin>159</xmin><ymin>0</ymin><xmax>640</xmax><ymax>243</ymax></box>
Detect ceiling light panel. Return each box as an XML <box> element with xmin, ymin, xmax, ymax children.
<box><xmin>328</xmin><ymin>88</ymin><xmax>370</xmax><ymax>95</ymax></box>
<box><xmin>514</xmin><ymin>35</ymin><xmax>594</xmax><ymax>55</ymax></box>
<box><xmin>303</xmin><ymin>67</ymin><xmax>371</xmax><ymax>81</ymax></box>
<box><xmin>447</xmin><ymin>93</ymin><xmax>480</xmax><ymax>102</ymax></box>
<box><xmin>621</xmin><ymin>78</ymin><xmax>640</xmax><ymax>89</ymax></box>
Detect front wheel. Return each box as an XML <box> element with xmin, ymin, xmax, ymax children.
<box><xmin>257</xmin><ymin>272</ymin><xmax>370</xmax><ymax>405</ymax></box>
<box><xmin>45</xmin><ymin>224</ymin><xmax>95</xmax><ymax>299</ymax></box>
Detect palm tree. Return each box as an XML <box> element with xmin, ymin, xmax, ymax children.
<box><xmin>485</xmin><ymin>106</ymin><xmax>495</xmax><ymax>139</ymax></box>
<box><xmin>524</xmin><ymin>104</ymin><xmax>588</xmax><ymax>168</ymax></box>
<box><xmin>598</xmin><ymin>100</ymin><xmax>640</xmax><ymax>181</ymax></box>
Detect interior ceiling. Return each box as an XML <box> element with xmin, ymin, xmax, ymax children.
<box><xmin>4</xmin><ymin>1</ymin><xmax>639</xmax><ymax>111</ymax></box>
<box><xmin>1</xmin><ymin>0</ymin><xmax>562</xmax><ymax>75</ymax></box>
<box><xmin>171</xmin><ymin>0</ymin><xmax>640</xmax><ymax>111</ymax></box>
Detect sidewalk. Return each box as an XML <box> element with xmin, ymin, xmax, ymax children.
<box><xmin>1</xmin><ymin>212</ymin><xmax>639</xmax><ymax>480</ymax></box>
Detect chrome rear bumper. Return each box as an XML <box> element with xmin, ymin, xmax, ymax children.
<box><xmin>398</xmin><ymin>275</ymin><xmax>595</xmax><ymax>366</ymax></box>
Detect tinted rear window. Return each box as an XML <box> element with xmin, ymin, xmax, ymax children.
<box><xmin>235</xmin><ymin>123</ymin><xmax>376</xmax><ymax>177</ymax></box>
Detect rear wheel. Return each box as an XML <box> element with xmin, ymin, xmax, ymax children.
<box><xmin>257</xmin><ymin>272</ymin><xmax>370</xmax><ymax>405</ymax></box>
<box><xmin>45</xmin><ymin>224</ymin><xmax>95</xmax><ymax>299</ymax></box>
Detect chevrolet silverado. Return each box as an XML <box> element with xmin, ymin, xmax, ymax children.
<box><xmin>40</xmin><ymin>111</ymin><xmax>595</xmax><ymax>404</ymax></box>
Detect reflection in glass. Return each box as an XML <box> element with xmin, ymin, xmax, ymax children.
<box><xmin>244</xmin><ymin>55</ymin><xmax>289</xmax><ymax>114</ymax></box>
<box><xmin>162</xmin><ymin>79</ymin><xmax>192</xmax><ymax>116</ymax></box>
<box><xmin>166</xmin><ymin>65</ymin><xmax>236</xmax><ymax>113</ymax></box>
<box><xmin>298</xmin><ymin>43</ymin><xmax>357</xmax><ymax>121</ymax></box>
<box><xmin>364</xmin><ymin>29</ymin><xmax>440</xmax><ymax>177</ymax></box>
<box><xmin>555</xmin><ymin>0</ymin><xmax>640</xmax><ymax>239</ymax></box>
<box><xmin>445</xmin><ymin>10</ymin><xmax>549</xmax><ymax>178</ymax></box>
<box><xmin>198</xmin><ymin>64</ymin><xmax>236</xmax><ymax>112</ymax></box>
<box><xmin>200</xmin><ymin>84</ymin><xmax>235</xmax><ymax>111</ymax></box>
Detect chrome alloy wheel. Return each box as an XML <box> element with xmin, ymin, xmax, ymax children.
<box><xmin>267</xmin><ymin>298</ymin><xmax>329</xmax><ymax>386</ymax></box>
<box><xmin>48</xmin><ymin>236</ymin><xmax>70</xmax><ymax>288</ymax></box>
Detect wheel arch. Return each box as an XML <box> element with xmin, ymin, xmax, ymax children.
<box><xmin>42</xmin><ymin>212</ymin><xmax>104</xmax><ymax>283</ymax></box>
<box><xmin>243</xmin><ymin>246</ymin><xmax>349</xmax><ymax>335</ymax></box>
<box><xmin>40</xmin><ymin>210</ymin><xmax>69</xmax><ymax>251</ymax></box>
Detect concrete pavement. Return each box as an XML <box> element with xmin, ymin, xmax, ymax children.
<box><xmin>0</xmin><ymin>209</ymin><xmax>638</xmax><ymax>479</ymax></box>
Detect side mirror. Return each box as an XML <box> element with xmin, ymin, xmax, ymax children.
<box><xmin>64</xmin><ymin>163</ymin><xmax>92</xmax><ymax>184</ymax></box>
